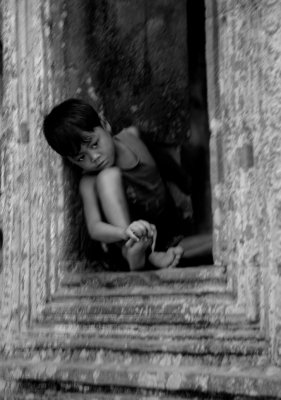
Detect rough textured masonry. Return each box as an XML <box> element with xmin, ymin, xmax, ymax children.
<box><xmin>1</xmin><ymin>0</ymin><xmax>281</xmax><ymax>398</ymax></box>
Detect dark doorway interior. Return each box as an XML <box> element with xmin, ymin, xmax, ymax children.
<box><xmin>59</xmin><ymin>0</ymin><xmax>212</xmax><ymax>267</ymax></box>
<box><xmin>185</xmin><ymin>0</ymin><xmax>212</xmax><ymax>236</ymax></box>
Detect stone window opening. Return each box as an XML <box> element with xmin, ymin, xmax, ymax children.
<box><xmin>53</xmin><ymin>0</ymin><xmax>213</xmax><ymax>273</ymax></box>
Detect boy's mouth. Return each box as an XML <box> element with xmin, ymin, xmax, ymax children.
<box><xmin>95</xmin><ymin>160</ymin><xmax>107</xmax><ymax>170</ymax></box>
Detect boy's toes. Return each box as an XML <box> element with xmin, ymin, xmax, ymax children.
<box><xmin>167</xmin><ymin>247</ymin><xmax>183</xmax><ymax>268</ymax></box>
<box><xmin>167</xmin><ymin>257</ymin><xmax>179</xmax><ymax>269</ymax></box>
<box><xmin>174</xmin><ymin>246</ymin><xmax>184</xmax><ymax>257</ymax></box>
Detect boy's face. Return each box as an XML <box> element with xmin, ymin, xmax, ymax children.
<box><xmin>68</xmin><ymin>126</ymin><xmax>115</xmax><ymax>172</ymax></box>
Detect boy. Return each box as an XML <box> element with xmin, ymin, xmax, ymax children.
<box><xmin>43</xmin><ymin>98</ymin><xmax>183</xmax><ymax>271</ymax></box>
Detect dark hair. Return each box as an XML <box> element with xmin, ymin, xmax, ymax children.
<box><xmin>43</xmin><ymin>98</ymin><xmax>101</xmax><ymax>157</ymax></box>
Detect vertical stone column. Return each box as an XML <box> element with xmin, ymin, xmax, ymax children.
<box><xmin>206</xmin><ymin>1</ymin><xmax>262</xmax><ymax>321</ymax></box>
<box><xmin>206</xmin><ymin>0</ymin><xmax>281</xmax><ymax>352</ymax></box>
<box><xmin>0</xmin><ymin>0</ymin><xmax>67</xmax><ymax>332</ymax></box>
<box><xmin>259</xmin><ymin>0</ymin><xmax>281</xmax><ymax>362</ymax></box>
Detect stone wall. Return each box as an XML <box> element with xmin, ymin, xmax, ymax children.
<box><xmin>1</xmin><ymin>0</ymin><xmax>281</xmax><ymax>398</ymax></box>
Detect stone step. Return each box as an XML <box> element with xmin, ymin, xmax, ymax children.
<box><xmin>1</xmin><ymin>328</ymin><xmax>268</xmax><ymax>367</ymax></box>
<box><xmin>2</xmin><ymin>387</ymin><xmax>274</xmax><ymax>400</ymax></box>
<box><xmin>1</xmin><ymin>359</ymin><xmax>281</xmax><ymax>398</ymax></box>
<box><xmin>39</xmin><ymin>295</ymin><xmax>239</xmax><ymax>326</ymax></box>
<box><xmin>0</xmin><ymin>391</ymin><xmax>225</xmax><ymax>400</ymax></box>
<box><xmin>29</xmin><ymin>324</ymin><xmax>266</xmax><ymax>342</ymax></box>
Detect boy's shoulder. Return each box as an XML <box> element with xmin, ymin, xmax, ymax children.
<box><xmin>116</xmin><ymin>126</ymin><xmax>140</xmax><ymax>139</ymax></box>
<box><xmin>114</xmin><ymin>127</ymin><xmax>141</xmax><ymax>146</ymax></box>
<box><xmin>115</xmin><ymin>127</ymin><xmax>155</xmax><ymax>163</ymax></box>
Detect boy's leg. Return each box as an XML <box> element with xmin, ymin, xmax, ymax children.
<box><xmin>96</xmin><ymin>167</ymin><xmax>130</xmax><ymax>228</ymax></box>
<box><xmin>178</xmin><ymin>233</ymin><xmax>212</xmax><ymax>259</ymax></box>
<box><xmin>96</xmin><ymin>167</ymin><xmax>150</xmax><ymax>270</ymax></box>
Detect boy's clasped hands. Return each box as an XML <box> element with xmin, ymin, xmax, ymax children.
<box><xmin>124</xmin><ymin>220</ymin><xmax>157</xmax><ymax>251</ymax></box>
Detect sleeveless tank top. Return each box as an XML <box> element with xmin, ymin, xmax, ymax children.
<box><xmin>114</xmin><ymin>131</ymin><xmax>168</xmax><ymax>220</ymax></box>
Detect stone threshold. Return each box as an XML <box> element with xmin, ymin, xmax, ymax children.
<box><xmin>54</xmin><ymin>282</ymin><xmax>229</xmax><ymax>298</ymax></box>
<box><xmin>59</xmin><ymin>266</ymin><xmax>227</xmax><ymax>296</ymax></box>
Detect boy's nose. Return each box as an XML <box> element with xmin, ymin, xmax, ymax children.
<box><xmin>88</xmin><ymin>151</ymin><xmax>101</xmax><ymax>163</ymax></box>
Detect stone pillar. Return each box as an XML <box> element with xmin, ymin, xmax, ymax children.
<box><xmin>206</xmin><ymin>0</ymin><xmax>281</xmax><ymax>355</ymax></box>
<box><xmin>0</xmin><ymin>0</ymin><xmax>67</xmax><ymax>331</ymax></box>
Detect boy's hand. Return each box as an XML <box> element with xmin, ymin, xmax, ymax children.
<box><xmin>125</xmin><ymin>220</ymin><xmax>155</xmax><ymax>245</ymax></box>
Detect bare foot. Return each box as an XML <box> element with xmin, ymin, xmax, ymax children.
<box><xmin>148</xmin><ymin>246</ymin><xmax>183</xmax><ymax>269</ymax></box>
<box><xmin>122</xmin><ymin>237</ymin><xmax>152</xmax><ymax>271</ymax></box>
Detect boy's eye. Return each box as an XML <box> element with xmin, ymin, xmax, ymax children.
<box><xmin>77</xmin><ymin>154</ymin><xmax>85</xmax><ymax>162</ymax></box>
<box><xmin>90</xmin><ymin>141</ymin><xmax>98</xmax><ymax>149</ymax></box>
<box><xmin>82</xmin><ymin>136</ymin><xmax>92</xmax><ymax>143</ymax></box>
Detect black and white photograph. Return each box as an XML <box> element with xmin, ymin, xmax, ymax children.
<box><xmin>0</xmin><ymin>1</ymin><xmax>280</xmax><ymax>399</ymax></box>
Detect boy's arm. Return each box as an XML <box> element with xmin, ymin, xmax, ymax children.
<box><xmin>80</xmin><ymin>175</ymin><xmax>128</xmax><ymax>243</ymax></box>
<box><xmin>80</xmin><ymin>175</ymin><xmax>153</xmax><ymax>243</ymax></box>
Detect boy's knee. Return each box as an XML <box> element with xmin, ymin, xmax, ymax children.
<box><xmin>96</xmin><ymin>167</ymin><xmax>122</xmax><ymax>190</ymax></box>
